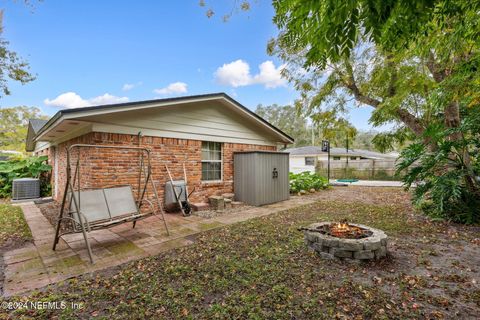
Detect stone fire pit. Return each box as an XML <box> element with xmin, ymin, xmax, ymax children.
<box><xmin>302</xmin><ymin>222</ymin><xmax>388</xmax><ymax>261</ymax></box>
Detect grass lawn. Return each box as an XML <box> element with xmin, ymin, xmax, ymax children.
<box><xmin>1</xmin><ymin>188</ymin><xmax>479</xmax><ymax>319</ymax></box>
<box><xmin>0</xmin><ymin>203</ymin><xmax>32</xmax><ymax>246</ymax></box>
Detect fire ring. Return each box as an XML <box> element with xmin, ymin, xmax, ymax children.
<box><xmin>302</xmin><ymin>222</ymin><xmax>388</xmax><ymax>260</ymax></box>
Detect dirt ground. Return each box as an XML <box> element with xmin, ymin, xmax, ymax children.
<box><xmin>301</xmin><ymin>185</ymin><xmax>413</xmax><ymax>206</ymax></box>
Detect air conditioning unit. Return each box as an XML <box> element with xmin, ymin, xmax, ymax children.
<box><xmin>12</xmin><ymin>178</ymin><xmax>40</xmax><ymax>200</ymax></box>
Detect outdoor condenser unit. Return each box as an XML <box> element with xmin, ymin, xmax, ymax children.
<box><xmin>12</xmin><ymin>178</ymin><xmax>40</xmax><ymax>200</ymax></box>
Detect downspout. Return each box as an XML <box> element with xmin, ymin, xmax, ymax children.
<box><xmin>136</xmin><ymin>131</ymin><xmax>143</xmax><ymax>202</ymax></box>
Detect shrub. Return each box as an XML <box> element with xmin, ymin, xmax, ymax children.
<box><xmin>397</xmin><ymin>108</ymin><xmax>480</xmax><ymax>224</ymax></box>
<box><xmin>0</xmin><ymin>156</ymin><xmax>52</xmax><ymax>198</ymax></box>
<box><xmin>289</xmin><ymin>171</ymin><xmax>329</xmax><ymax>193</ymax></box>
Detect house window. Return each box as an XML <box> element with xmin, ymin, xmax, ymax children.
<box><xmin>305</xmin><ymin>157</ymin><xmax>315</xmax><ymax>166</ymax></box>
<box><xmin>333</xmin><ymin>156</ymin><xmax>341</xmax><ymax>160</ymax></box>
<box><xmin>350</xmin><ymin>156</ymin><xmax>357</xmax><ymax>160</ymax></box>
<box><xmin>201</xmin><ymin>141</ymin><xmax>222</xmax><ymax>181</ymax></box>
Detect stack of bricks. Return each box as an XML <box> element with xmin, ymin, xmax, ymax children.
<box><xmin>209</xmin><ymin>193</ymin><xmax>235</xmax><ymax>211</ymax></box>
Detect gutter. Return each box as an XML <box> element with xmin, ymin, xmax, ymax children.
<box><xmin>33</xmin><ymin>111</ymin><xmax>63</xmax><ymax>142</ymax></box>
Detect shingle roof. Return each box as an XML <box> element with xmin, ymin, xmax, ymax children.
<box><xmin>283</xmin><ymin>146</ymin><xmax>397</xmax><ymax>159</ymax></box>
<box><xmin>29</xmin><ymin>119</ymin><xmax>48</xmax><ymax>134</ymax></box>
<box><xmin>283</xmin><ymin>146</ymin><xmax>358</xmax><ymax>155</ymax></box>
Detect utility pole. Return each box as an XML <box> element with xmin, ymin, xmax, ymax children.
<box><xmin>322</xmin><ymin>140</ymin><xmax>330</xmax><ymax>183</ymax></box>
<box><xmin>345</xmin><ymin>134</ymin><xmax>349</xmax><ymax>178</ymax></box>
<box><xmin>311</xmin><ymin>123</ymin><xmax>315</xmax><ymax>145</ymax></box>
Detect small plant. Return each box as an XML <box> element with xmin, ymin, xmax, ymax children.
<box><xmin>0</xmin><ymin>156</ymin><xmax>52</xmax><ymax>198</ymax></box>
<box><xmin>289</xmin><ymin>171</ymin><xmax>329</xmax><ymax>193</ymax></box>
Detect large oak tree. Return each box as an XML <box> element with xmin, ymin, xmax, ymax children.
<box><xmin>268</xmin><ymin>0</ymin><xmax>479</xmax><ymax>221</ymax></box>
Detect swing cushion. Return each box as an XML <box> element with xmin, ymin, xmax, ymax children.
<box><xmin>70</xmin><ymin>186</ymin><xmax>140</xmax><ymax>225</ymax></box>
<box><xmin>71</xmin><ymin>189</ymin><xmax>110</xmax><ymax>223</ymax></box>
<box><xmin>103</xmin><ymin>186</ymin><xmax>139</xmax><ymax>218</ymax></box>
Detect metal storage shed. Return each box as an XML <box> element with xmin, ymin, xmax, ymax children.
<box><xmin>234</xmin><ymin>151</ymin><xmax>290</xmax><ymax>206</ymax></box>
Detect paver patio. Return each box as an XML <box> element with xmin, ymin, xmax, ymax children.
<box><xmin>3</xmin><ymin>196</ymin><xmax>318</xmax><ymax>297</ymax></box>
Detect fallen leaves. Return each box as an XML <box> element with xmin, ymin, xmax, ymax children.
<box><xmin>2</xmin><ymin>188</ymin><xmax>480</xmax><ymax>319</ymax></box>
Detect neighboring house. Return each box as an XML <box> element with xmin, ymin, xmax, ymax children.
<box><xmin>0</xmin><ymin>150</ymin><xmax>23</xmax><ymax>160</ymax></box>
<box><xmin>26</xmin><ymin>119</ymin><xmax>49</xmax><ymax>152</ymax></box>
<box><xmin>284</xmin><ymin>146</ymin><xmax>398</xmax><ymax>174</ymax></box>
<box><xmin>26</xmin><ymin>93</ymin><xmax>293</xmax><ymax>203</ymax></box>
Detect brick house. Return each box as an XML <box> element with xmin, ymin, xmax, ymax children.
<box><xmin>26</xmin><ymin>93</ymin><xmax>293</xmax><ymax>204</ymax></box>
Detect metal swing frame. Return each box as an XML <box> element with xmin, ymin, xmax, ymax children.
<box><xmin>52</xmin><ymin>144</ymin><xmax>169</xmax><ymax>263</ymax></box>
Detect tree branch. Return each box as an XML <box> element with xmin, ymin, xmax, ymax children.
<box><xmin>426</xmin><ymin>51</ymin><xmax>447</xmax><ymax>83</ymax></box>
<box><xmin>342</xmin><ymin>59</ymin><xmax>425</xmax><ymax>136</ymax></box>
<box><xmin>386</xmin><ymin>54</ymin><xmax>397</xmax><ymax>97</ymax></box>
<box><xmin>343</xmin><ymin>60</ymin><xmax>381</xmax><ymax>108</ymax></box>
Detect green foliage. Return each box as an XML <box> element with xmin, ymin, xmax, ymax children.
<box><xmin>270</xmin><ymin>0</ymin><xmax>479</xmax><ymax>147</ymax></box>
<box><xmin>272</xmin><ymin>0</ymin><xmax>475</xmax><ymax>69</ymax></box>
<box><xmin>270</xmin><ymin>0</ymin><xmax>480</xmax><ymax>223</ymax></box>
<box><xmin>397</xmin><ymin>107</ymin><xmax>480</xmax><ymax>224</ymax></box>
<box><xmin>0</xmin><ymin>106</ymin><xmax>47</xmax><ymax>152</ymax></box>
<box><xmin>256</xmin><ymin>103</ymin><xmax>361</xmax><ymax>149</ymax></box>
<box><xmin>371</xmin><ymin>128</ymin><xmax>415</xmax><ymax>153</ymax></box>
<box><xmin>271</xmin><ymin>38</ymin><xmax>435</xmax><ymax>152</ymax></box>
<box><xmin>255</xmin><ymin>104</ymin><xmax>311</xmax><ymax>147</ymax></box>
<box><xmin>0</xmin><ymin>203</ymin><xmax>32</xmax><ymax>245</ymax></box>
<box><xmin>0</xmin><ymin>156</ymin><xmax>52</xmax><ymax>198</ymax></box>
<box><xmin>289</xmin><ymin>171</ymin><xmax>329</xmax><ymax>193</ymax></box>
<box><xmin>311</xmin><ymin>112</ymin><xmax>358</xmax><ymax>148</ymax></box>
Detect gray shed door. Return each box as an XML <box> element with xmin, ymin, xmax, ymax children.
<box><xmin>255</xmin><ymin>153</ymin><xmax>289</xmax><ymax>205</ymax></box>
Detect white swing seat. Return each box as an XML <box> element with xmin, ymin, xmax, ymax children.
<box><xmin>69</xmin><ymin>185</ymin><xmax>155</xmax><ymax>230</ymax></box>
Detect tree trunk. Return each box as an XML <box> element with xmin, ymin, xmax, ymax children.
<box><xmin>444</xmin><ymin>101</ymin><xmax>462</xmax><ymax>141</ymax></box>
<box><xmin>397</xmin><ymin>109</ymin><xmax>425</xmax><ymax>136</ymax></box>
<box><xmin>444</xmin><ymin>100</ymin><xmax>480</xmax><ymax>196</ymax></box>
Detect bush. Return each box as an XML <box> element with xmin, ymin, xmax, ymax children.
<box><xmin>397</xmin><ymin>108</ymin><xmax>480</xmax><ymax>224</ymax></box>
<box><xmin>289</xmin><ymin>171</ymin><xmax>329</xmax><ymax>193</ymax></box>
<box><xmin>0</xmin><ymin>156</ymin><xmax>52</xmax><ymax>198</ymax></box>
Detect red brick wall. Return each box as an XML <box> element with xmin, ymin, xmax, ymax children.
<box><xmin>43</xmin><ymin>132</ymin><xmax>276</xmax><ymax>205</ymax></box>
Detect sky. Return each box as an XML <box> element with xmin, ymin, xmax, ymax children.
<box><xmin>0</xmin><ymin>1</ymin><xmax>378</xmax><ymax>130</ymax></box>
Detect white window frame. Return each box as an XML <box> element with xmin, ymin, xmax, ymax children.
<box><xmin>201</xmin><ymin>141</ymin><xmax>223</xmax><ymax>182</ymax></box>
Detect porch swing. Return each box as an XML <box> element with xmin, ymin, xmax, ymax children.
<box><xmin>52</xmin><ymin>144</ymin><xmax>169</xmax><ymax>263</ymax></box>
